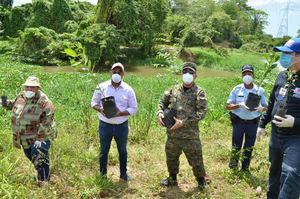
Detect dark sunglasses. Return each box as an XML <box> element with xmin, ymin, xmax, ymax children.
<box><xmin>182</xmin><ymin>69</ymin><xmax>195</xmax><ymax>74</ymax></box>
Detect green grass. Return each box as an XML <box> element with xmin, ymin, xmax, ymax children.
<box><xmin>0</xmin><ymin>54</ymin><xmax>273</xmax><ymax>198</ymax></box>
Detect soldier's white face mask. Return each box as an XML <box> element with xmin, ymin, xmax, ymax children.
<box><xmin>243</xmin><ymin>75</ymin><xmax>253</xmax><ymax>85</ymax></box>
<box><xmin>25</xmin><ymin>91</ymin><xmax>35</xmax><ymax>98</ymax></box>
<box><xmin>112</xmin><ymin>74</ymin><xmax>122</xmax><ymax>83</ymax></box>
<box><xmin>182</xmin><ymin>73</ymin><xmax>194</xmax><ymax>85</ymax></box>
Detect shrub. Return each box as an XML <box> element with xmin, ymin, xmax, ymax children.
<box><xmin>80</xmin><ymin>23</ymin><xmax>122</xmax><ymax>71</ymax></box>
<box><xmin>27</xmin><ymin>0</ymin><xmax>51</xmax><ymax>29</ymax></box>
<box><xmin>64</xmin><ymin>20</ymin><xmax>79</xmax><ymax>33</ymax></box>
<box><xmin>4</xmin><ymin>4</ymin><xmax>32</xmax><ymax>37</ymax></box>
<box><xmin>49</xmin><ymin>0</ymin><xmax>73</xmax><ymax>33</ymax></box>
<box><xmin>18</xmin><ymin>27</ymin><xmax>59</xmax><ymax>65</ymax></box>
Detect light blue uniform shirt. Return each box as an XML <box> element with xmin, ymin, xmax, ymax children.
<box><xmin>227</xmin><ymin>83</ymin><xmax>268</xmax><ymax>120</ymax></box>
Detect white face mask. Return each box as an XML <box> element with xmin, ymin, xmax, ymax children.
<box><xmin>112</xmin><ymin>74</ymin><xmax>122</xmax><ymax>83</ymax></box>
<box><xmin>243</xmin><ymin>75</ymin><xmax>253</xmax><ymax>85</ymax></box>
<box><xmin>182</xmin><ymin>73</ymin><xmax>194</xmax><ymax>85</ymax></box>
<box><xmin>25</xmin><ymin>91</ymin><xmax>36</xmax><ymax>98</ymax></box>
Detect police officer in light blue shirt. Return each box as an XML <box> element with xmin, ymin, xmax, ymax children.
<box><xmin>226</xmin><ymin>64</ymin><xmax>268</xmax><ymax>171</ymax></box>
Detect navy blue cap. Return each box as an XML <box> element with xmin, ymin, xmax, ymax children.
<box><xmin>242</xmin><ymin>64</ymin><xmax>254</xmax><ymax>73</ymax></box>
<box><xmin>274</xmin><ymin>38</ymin><xmax>300</xmax><ymax>53</ymax></box>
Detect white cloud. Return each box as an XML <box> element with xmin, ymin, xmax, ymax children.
<box><xmin>13</xmin><ymin>0</ymin><xmax>31</xmax><ymax>6</ymax></box>
<box><xmin>13</xmin><ymin>0</ymin><xmax>97</xmax><ymax>6</ymax></box>
<box><xmin>248</xmin><ymin>0</ymin><xmax>300</xmax><ymax>7</ymax></box>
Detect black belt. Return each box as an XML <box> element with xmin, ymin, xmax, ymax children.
<box><xmin>236</xmin><ymin>117</ymin><xmax>259</xmax><ymax>124</ymax></box>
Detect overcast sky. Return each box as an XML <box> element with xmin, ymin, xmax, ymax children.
<box><xmin>13</xmin><ymin>0</ymin><xmax>300</xmax><ymax>37</ymax></box>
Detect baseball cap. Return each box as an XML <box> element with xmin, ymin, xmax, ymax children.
<box><xmin>111</xmin><ymin>62</ymin><xmax>124</xmax><ymax>72</ymax></box>
<box><xmin>241</xmin><ymin>64</ymin><xmax>254</xmax><ymax>73</ymax></box>
<box><xmin>273</xmin><ymin>38</ymin><xmax>300</xmax><ymax>53</ymax></box>
<box><xmin>22</xmin><ymin>76</ymin><xmax>40</xmax><ymax>87</ymax></box>
<box><xmin>182</xmin><ymin>62</ymin><xmax>197</xmax><ymax>72</ymax></box>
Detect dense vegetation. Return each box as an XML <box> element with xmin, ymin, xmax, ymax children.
<box><xmin>0</xmin><ymin>0</ymin><xmax>299</xmax><ymax>198</ymax></box>
<box><xmin>1</xmin><ymin>0</ymin><xmax>299</xmax><ymax>70</ymax></box>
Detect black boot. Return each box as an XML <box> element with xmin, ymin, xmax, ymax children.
<box><xmin>160</xmin><ymin>174</ymin><xmax>177</xmax><ymax>186</ymax></box>
<box><xmin>229</xmin><ymin>153</ymin><xmax>239</xmax><ymax>169</ymax></box>
<box><xmin>197</xmin><ymin>177</ymin><xmax>206</xmax><ymax>190</ymax></box>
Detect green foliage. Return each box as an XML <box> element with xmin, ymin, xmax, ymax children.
<box><xmin>80</xmin><ymin>23</ymin><xmax>122</xmax><ymax>70</ymax></box>
<box><xmin>0</xmin><ymin>38</ymin><xmax>17</xmax><ymax>54</ymax></box>
<box><xmin>112</xmin><ymin>0</ymin><xmax>170</xmax><ymax>55</ymax></box>
<box><xmin>255</xmin><ymin>52</ymin><xmax>279</xmax><ymax>90</ymax></box>
<box><xmin>50</xmin><ymin>0</ymin><xmax>73</xmax><ymax>33</ymax></box>
<box><xmin>163</xmin><ymin>14</ymin><xmax>190</xmax><ymax>43</ymax></box>
<box><xmin>69</xmin><ymin>1</ymin><xmax>95</xmax><ymax>23</ymax></box>
<box><xmin>0</xmin><ymin>6</ymin><xmax>10</xmax><ymax>35</ymax></box>
<box><xmin>18</xmin><ymin>27</ymin><xmax>60</xmax><ymax>65</ymax></box>
<box><xmin>27</xmin><ymin>0</ymin><xmax>51</xmax><ymax>29</ymax></box>
<box><xmin>64</xmin><ymin>20</ymin><xmax>79</xmax><ymax>33</ymax></box>
<box><xmin>95</xmin><ymin>0</ymin><xmax>115</xmax><ymax>24</ymax></box>
<box><xmin>4</xmin><ymin>4</ymin><xmax>32</xmax><ymax>37</ymax></box>
<box><xmin>151</xmin><ymin>49</ymin><xmax>176</xmax><ymax>68</ymax></box>
<box><xmin>0</xmin><ymin>0</ymin><xmax>13</xmax><ymax>8</ymax></box>
<box><xmin>63</xmin><ymin>41</ymin><xmax>90</xmax><ymax>70</ymax></box>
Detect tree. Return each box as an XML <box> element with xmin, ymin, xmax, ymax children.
<box><xmin>95</xmin><ymin>0</ymin><xmax>116</xmax><ymax>24</ymax></box>
<box><xmin>0</xmin><ymin>0</ymin><xmax>13</xmax><ymax>8</ymax></box>
<box><xmin>80</xmin><ymin>23</ymin><xmax>122</xmax><ymax>70</ymax></box>
<box><xmin>27</xmin><ymin>0</ymin><xmax>51</xmax><ymax>29</ymax></box>
<box><xmin>50</xmin><ymin>0</ymin><xmax>73</xmax><ymax>33</ymax></box>
<box><xmin>250</xmin><ymin>9</ymin><xmax>268</xmax><ymax>35</ymax></box>
<box><xmin>4</xmin><ymin>4</ymin><xmax>32</xmax><ymax>37</ymax></box>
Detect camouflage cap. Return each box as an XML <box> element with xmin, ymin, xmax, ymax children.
<box><xmin>22</xmin><ymin>76</ymin><xmax>40</xmax><ymax>87</ymax></box>
<box><xmin>182</xmin><ymin>62</ymin><xmax>197</xmax><ymax>72</ymax></box>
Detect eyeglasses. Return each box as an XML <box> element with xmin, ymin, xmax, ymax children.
<box><xmin>182</xmin><ymin>69</ymin><xmax>195</xmax><ymax>74</ymax></box>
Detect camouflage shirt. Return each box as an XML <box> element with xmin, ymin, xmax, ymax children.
<box><xmin>5</xmin><ymin>91</ymin><xmax>56</xmax><ymax>149</ymax></box>
<box><xmin>158</xmin><ymin>84</ymin><xmax>208</xmax><ymax>139</ymax></box>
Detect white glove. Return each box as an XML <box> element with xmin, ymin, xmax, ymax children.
<box><xmin>272</xmin><ymin>115</ymin><xmax>295</xmax><ymax>128</ymax></box>
<box><xmin>256</xmin><ymin>127</ymin><xmax>266</xmax><ymax>141</ymax></box>
<box><xmin>34</xmin><ymin>140</ymin><xmax>45</xmax><ymax>148</ymax></box>
<box><xmin>254</xmin><ymin>105</ymin><xmax>265</xmax><ymax>112</ymax></box>
<box><xmin>238</xmin><ymin>102</ymin><xmax>249</xmax><ymax>110</ymax></box>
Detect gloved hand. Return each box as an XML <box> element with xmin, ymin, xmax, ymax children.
<box><xmin>272</xmin><ymin>115</ymin><xmax>295</xmax><ymax>128</ymax></box>
<box><xmin>256</xmin><ymin>127</ymin><xmax>266</xmax><ymax>141</ymax></box>
<box><xmin>157</xmin><ymin>112</ymin><xmax>165</xmax><ymax>126</ymax></box>
<box><xmin>238</xmin><ymin>102</ymin><xmax>249</xmax><ymax>110</ymax></box>
<box><xmin>34</xmin><ymin>140</ymin><xmax>45</xmax><ymax>148</ymax></box>
<box><xmin>254</xmin><ymin>105</ymin><xmax>265</xmax><ymax>112</ymax></box>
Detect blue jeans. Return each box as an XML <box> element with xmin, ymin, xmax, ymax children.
<box><xmin>267</xmin><ymin>125</ymin><xmax>300</xmax><ymax>199</ymax></box>
<box><xmin>229</xmin><ymin>121</ymin><xmax>258</xmax><ymax>170</ymax></box>
<box><xmin>23</xmin><ymin>140</ymin><xmax>51</xmax><ymax>181</ymax></box>
<box><xmin>98</xmin><ymin>120</ymin><xmax>128</xmax><ymax>178</ymax></box>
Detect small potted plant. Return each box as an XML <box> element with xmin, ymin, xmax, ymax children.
<box><xmin>245</xmin><ymin>53</ymin><xmax>279</xmax><ymax>110</ymax></box>
<box><xmin>162</xmin><ymin>108</ymin><xmax>177</xmax><ymax>129</ymax></box>
<box><xmin>97</xmin><ymin>87</ymin><xmax>117</xmax><ymax>118</ymax></box>
<box><xmin>274</xmin><ymin>72</ymin><xmax>297</xmax><ymax>120</ymax></box>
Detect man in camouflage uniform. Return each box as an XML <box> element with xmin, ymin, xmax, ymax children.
<box><xmin>157</xmin><ymin>62</ymin><xmax>208</xmax><ymax>190</ymax></box>
<box><xmin>1</xmin><ymin>76</ymin><xmax>56</xmax><ymax>185</ymax></box>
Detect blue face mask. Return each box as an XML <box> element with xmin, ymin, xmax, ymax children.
<box><xmin>279</xmin><ymin>53</ymin><xmax>293</xmax><ymax>68</ymax></box>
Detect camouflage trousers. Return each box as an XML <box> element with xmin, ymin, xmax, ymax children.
<box><xmin>165</xmin><ymin>137</ymin><xmax>206</xmax><ymax>178</ymax></box>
